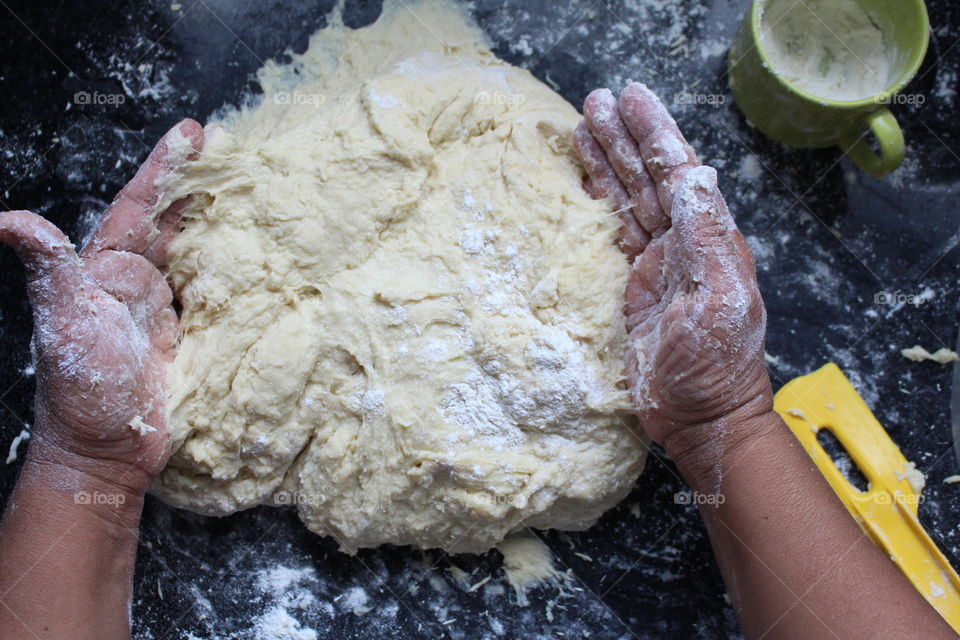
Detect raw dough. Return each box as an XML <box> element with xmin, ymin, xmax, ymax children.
<box><xmin>901</xmin><ymin>345</ymin><xmax>960</xmax><ymax>364</ymax></box>
<box><xmin>152</xmin><ymin>0</ymin><xmax>647</xmax><ymax>553</ymax></box>
<box><xmin>895</xmin><ymin>461</ymin><xmax>926</xmax><ymax>494</ymax></box>
<box><xmin>5</xmin><ymin>430</ymin><xmax>29</xmax><ymax>465</ymax></box>
<box><xmin>497</xmin><ymin>532</ymin><xmax>562</xmax><ymax>606</ymax></box>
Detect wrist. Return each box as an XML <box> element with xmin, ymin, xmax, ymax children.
<box><xmin>664</xmin><ymin>402</ymin><xmax>784</xmax><ymax>492</ymax></box>
<box><xmin>19</xmin><ymin>444</ymin><xmax>148</xmax><ymax>535</ymax></box>
<box><xmin>23</xmin><ymin>430</ymin><xmax>152</xmax><ymax>503</ymax></box>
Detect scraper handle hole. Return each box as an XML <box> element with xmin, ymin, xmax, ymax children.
<box><xmin>816</xmin><ymin>427</ymin><xmax>870</xmax><ymax>493</ymax></box>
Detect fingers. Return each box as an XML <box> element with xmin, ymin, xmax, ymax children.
<box><xmin>574</xmin><ymin>122</ymin><xmax>629</xmax><ymax>207</ymax></box>
<box><xmin>574</xmin><ymin>122</ymin><xmax>650</xmax><ymax>258</ymax></box>
<box><xmin>618</xmin><ymin>83</ymin><xmax>699</xmax><ymax>214</ymax></box>
<box><xmin>0</xmin><ymin>210</ymin><xmax>85</xmax><ymax>318</ymax></box>
<box><xmin>81</xmin><ymin>118</ymin><xmax>203</xmax><ymax>261</ymax></box>
<box><xmin>582</xmin><ymin>89</ymin><xmax>668</xmax><ymax>238</ymax></box>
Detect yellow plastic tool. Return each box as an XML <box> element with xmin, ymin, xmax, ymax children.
<box><xmin>774</xmin><ymin>363</ymin><xmax>960</xmax><ymax>633</ymax></box>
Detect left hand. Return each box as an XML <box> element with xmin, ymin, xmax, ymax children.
<box><xmin>0</xmin><ymin>119</ymin><xmax>204</xmax><ymax>490</ymax></box>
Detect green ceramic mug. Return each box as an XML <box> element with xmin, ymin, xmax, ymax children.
<box><xmin>728</xmin><ymin>0</ymin><xmax>930</xmax><ymax>178</ymax></box>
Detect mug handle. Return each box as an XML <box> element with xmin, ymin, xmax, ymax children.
<box><xmin>839</xmin><ymin>108</ymin><xmax>905</xmax><ymax>179</ymax></box>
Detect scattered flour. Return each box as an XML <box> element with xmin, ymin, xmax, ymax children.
<box><xmin>930</xmin><ymin>581</ymin><xmax>947</xmax><ymax>599</ymax></box>
<box><xmin>253</xmin><ymin>565</ymin><xmax>320</xmax><ymax>640</ymax></box>
<box><xmin>255</xmin><ymin>607</ymin><xmax>318</xmax><ymax>640</ymax></box>
<box><xmin>935</xmin><ymin>68</ymin><xmax>957</xmax><ymax>102</ymax></box>
<box><xmin>338</xmin><ymin>586</ymin><xmax>373</xmax><ymax>615</ymax></box>
<box><xmin>257</xmin><ymin>565</ymin><xmax>317</xmax><ymax>595</ymax></box>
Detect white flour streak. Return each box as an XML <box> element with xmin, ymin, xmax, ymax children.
<box><xmin>255</xmin><ymin>607</ymin><xmax>318</xmax><ymax>640</ymax></box>
<box><xmin>253</xmin><ymin>565</ymin><xmax>320</xmax><ymax>640</ymax></box>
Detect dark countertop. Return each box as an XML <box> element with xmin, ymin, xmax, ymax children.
<box><xmin>0</xmin><ymin>1</ymin><xmax>957</xmax><ymax>638</ymax></box>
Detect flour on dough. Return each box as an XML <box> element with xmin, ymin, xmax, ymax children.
<box><xmin>152</xmin><ymin>0</ymin><xmax>647</xmax><ymax>553</ymax></box>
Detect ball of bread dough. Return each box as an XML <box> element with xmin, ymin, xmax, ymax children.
<box><xmin>151</xmin><ymin>1</ymin><xmax>647</xmax><ymax>553</ymax></box>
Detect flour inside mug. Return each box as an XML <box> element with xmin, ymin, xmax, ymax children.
<box><xmin>759</xmin><ymin>0</ymin><xmax>895</xmax><ymax>101</ymax></box>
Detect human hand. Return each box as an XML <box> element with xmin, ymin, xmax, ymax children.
<box><xmin>0</xmin><ymin>119</ymin><xmax>203</xmax><ymax>491</ymax></box>
<box><xmin>574</xmin><ymin>83</ymin><xmax>773</xmax><ymax>474</ymax></box>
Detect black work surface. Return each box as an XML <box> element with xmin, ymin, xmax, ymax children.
<box><xmin>0</xmin><ymin>1</ymin><xmax>958</xmax><ymax>638</ymax></box>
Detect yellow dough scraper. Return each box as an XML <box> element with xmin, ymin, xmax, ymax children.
<box><xmin>773</xmin><ymin>363</ymin><xmax>960</xmax><ymax>633</ymax></box>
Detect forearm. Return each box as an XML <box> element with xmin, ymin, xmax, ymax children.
<box><xmin>672</xmin><ymin>411</ymin><xmax>953</xmax><ymax>640</ymax></box>
<box><xmin>0</xmin><ymin>436</ymin><xmax>148</xmax><ymax>640</ymax></box>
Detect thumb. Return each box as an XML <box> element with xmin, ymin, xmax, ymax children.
<box><xmin>670</xmin><ymin>166</ymin><xmax>740</xmax><ymax>290</ymax></box>
<box><xmin>669</xmin><ymin>168</ymin><xmax>765</xmax><ymax>351</ymax></box>
<box><xmin>0</xmin><ymin>210</ymin><xmax>86</xmax><ymax>322</ymax></box>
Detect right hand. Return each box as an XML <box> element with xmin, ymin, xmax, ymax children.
<box><xmin>0</xmin><ymin>120</ymin><xmax>203</xmax><ymax>491</ymax></box>
<box><xmin>574</xmin><ymin>83</ymin><xmax>774</xmax><ymax>472</ymax></box>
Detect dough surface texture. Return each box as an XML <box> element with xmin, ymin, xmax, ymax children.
<box><xmin>154</xmin><ymin>0</ymin><xmax>647</xmax><ymax>553</ymax></box>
